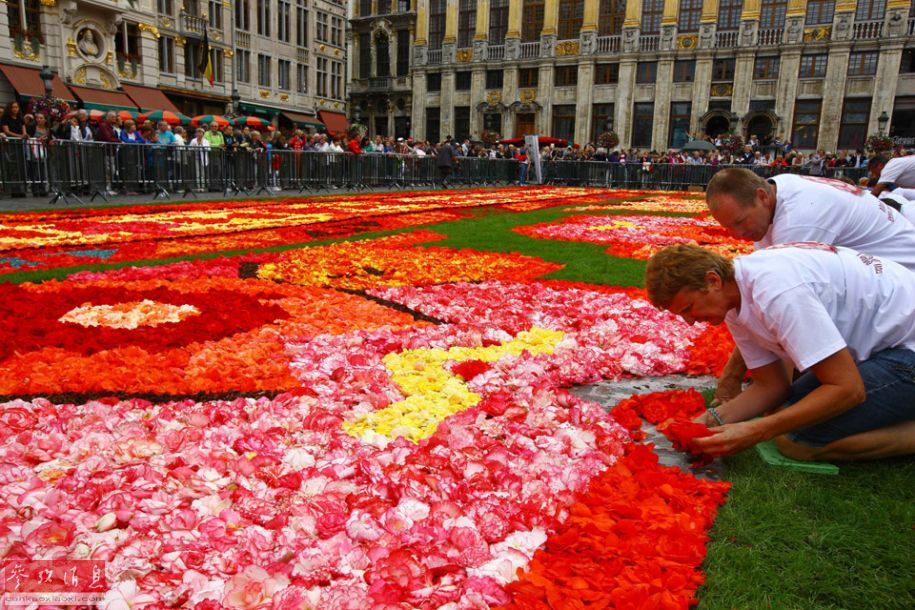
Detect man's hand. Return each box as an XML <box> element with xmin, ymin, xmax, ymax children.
<box><xmin>692</xmin><ymin>419</ymin><xmax>770</xmax><ymax>456</ymax></box>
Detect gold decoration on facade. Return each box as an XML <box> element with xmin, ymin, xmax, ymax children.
<box><xmin>555</xmin><ymin>40</ymin><xmax>580</xmax><ymax>56</ymax></box>
<box><xmin>213</xmin><ymin>32</ymin><xmax>222</xmax><ymax>41</ymax></box>
<box><xmin>39</xmin><ymin>0</ymin><xmax>55</xmax><ymax>6</ymax></box>
<box><xmin>118</xmin><ymin>64</ymin><xmax>138</xmax><ymax>79</ymax></box>
<box><xmin>222</xmin><ymin>48</ymin><xmax>234</xmax><ymax>57</ymax></box>
<box><xmin>280</xmin><ymin>94</ymin><xmax>289</xmax><ymax>101</ymax></box>
<box><xmin>158</xmin><ymin>17</ymin><xmax>174</xmax><ymax>28</ymax></box>
<box><xmin>334</xmin><ymin>102</ymin><xmax>341</xmax><ymax>109</ymax></box>
<box><xmin>320</xmin><ymin>44</ymin><xmax>326</xmax><ymax>51</ymax></box>
<box><xmin>486</xmin><ymin>90</ymin><xmax>502</xmax><ymax>105</ymax></box>
<box><xmin>67</xmin><ymin>38</ymin><xmax>78</xmax><ymax>57</ymax></box>
<box><xmin>455</xmin><ymin>48</ymin><xmax>473</xmax><ymax>62</ymax></box>
<box><xmin>13</xmin><ymin>43</ymin><xmax>40</xmax><ymax>61</ymax></box>
<box><xmin>259</xmin><ymin>90</ymin><xmax>271</xmax><ymax>98</ymax></box>
<box><xmin>677</xmin><ymin>34</ymin><xmax>698</xmax><ymax>49</ymax></box>
<box><xmin>99</xmin><ymin>73</ymin><xmax>113</xmax><ymax>89</ymax></box>
<box><xmin>138</xmin><ymin>23</ymin><xmax>161</xmax><ymax>39</ymax></box>
<box><xmin>73</xmin><ymin>67</ymin><xmax>88</xmax><ymax>85</ymax></box>
<box><xmin>175</xmin><ymin>36</ymin><xmax>186</xmax><ymax>47</ymax></box>
<box><xmin>519</xmin><ymin>88</ymin><xmax>536</xmax><ymax>103</ymax></box>
<box><xmin>222</xmin><ymin>0</ymin><xmax>230</xmax><ymax>6</ymax></box>
<box><xmin>106</xmin><ymin>51</ymin><xmax>114</xmax><ymax>65</ymax></box>
<box><xmin>803</xmin><ymin>26</ymin><xmax>831</xmax><ymax>42</ymax></box>
<box><xmin>710</xmin><ymin>83</ymin><xmax>733</xmax><ymax>97</ymax></box>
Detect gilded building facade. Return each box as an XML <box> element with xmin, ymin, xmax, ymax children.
<box><xmin>360</xmin><ymin>0</ymin><xmax>915</xmax><ymax>151</ymax></box>
<box><xmin>0</xmin><ymin>0</ymin><xmax>349</xmax><ymax>129</ymax></box>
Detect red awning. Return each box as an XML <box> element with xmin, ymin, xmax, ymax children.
<box><xmin>121</xmin><ymin>83</ymin><xmax>181</xmax><ymax>113</ymax></box>
<box><xmin>318</xmin><ymin>110</ymin><xmax>349</xmax><ymax>136</ymax></box>
<box><xmin>0</xmin><ymin>63</ymin><xmax>75</xmax><ymax>101</ymax></box>
<box><xmin>67</xmin><ymin>85</ymin><xmax>139</xmax><ymax>111</ymax></box>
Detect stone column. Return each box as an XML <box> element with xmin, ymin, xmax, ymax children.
<box><xmin>537</xmin><ymin>64</ymin><xmax>553</xmax><ymax>133</ymax></box>
<box><xmin>504</xmin><ymin>0</ymin><xmax>522</xmax><ymax>58</ymax></box>
<box><xmin>818</xmin><ymin>43</ymin><xmax>851</xmax><ymax>151</ymax></box>
<box><xmin>412</xmin><ymin>71</ymin><xmax>427</xmax><ymax>139</ymax></box>
<box><xmin>784</xmin><ymin>0</ymin><xmax>807</xmax><ymax>44</ymax></box>
<box><xmin>616</xmin><ymin>59</ymin><xmax>637</xmax><ymax>147</ymax></box>
<box><xmin>886</xmin><ymin>0</ymin><xmax>911</xmax><ymax>37</ymax></box>
<box><xmin>774</xmin><ymin>49</ymin><xmax>801</xmax><ymax>141</ymax></box>
<box><xmin>870</xmin><ymin>43</ymin><xmax>904</xmax><ymax>136</ymax></box>
<box><xmin>739</xmin><ymin>0</ymin><xmax>760</xmax><ymax>46</ymax></box>
<box><xmin>622</xmin><ymin>0</ymin><xmax>642</xmax><ymax>53</ymax></box>
<box><xmin>661</xmin><ymin>0</ymin><xmax>679</xmax><ymax>50</ymax></box>
<box><xmin>652</xmin><ymin>59</ymin><xmax>675</xmax><ymax>151</ymax></box>
<box><xmin>416</xmin><ymin>0</ymin><xmax>429</xmax><ymax>44</ymax></box>
<box><xmin>541</xmin><ymin>0</ymin><xmax>559</xmax><ymax>57</ymax></box>
<box><xmin>831</xmin><ymin>3</ymin><xmax>856</xmax><ymax>41</ymax></box>
<box><xmin>575</xmin><ymin>62</ymin><xmax>594</xmax><ymax>144</ymax></box>
<box><xmin>503</xmin><ymin>66</ymin><xmax>518</xmax><ymax>137</ymax></box>
<box><xmin>731</xmin><ymin>50</ymin><xmax>755</xmax><ymax>117</ymax></box>
<box><xmin>690</xmin><ymin>53</ymin><xmax>714</xmax><ymax>135</ymax></box>
<box><xmin>440</xmin><ymin>69</ymin><xmax>455</xmax><ymax>137</ymax></box>
<box><xmin>698</xmin><ymin>0</ymin><xmax>719</xmax><ymax>49</ymax></box>
<box><xmin>581</xmin><ymin>0</ymin><xmax>599</xmax><ymax>54</ymax></box>
<box><xmin>442</xmin><ymin>0</ymin><xmax>458</xmax><ymax>63</ymax></box>
<box><xmin>470</xmin><ymin>68</ymin><xmax>485</xmax><ymax>137</ymax></box>
<box><xmin>0</xmin><ymin>4</ymin><xmax>11</xmax><ymax>61</ymax></box>
<box><xmin>474</xmin><ymin>0</ymin><xmax>490</xmax><ymax>60</ymax></box>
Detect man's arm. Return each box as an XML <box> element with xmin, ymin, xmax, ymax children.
<box><xmin>713</xmin><ymin>347</ymin><xmax>747</xmax><ymax>405</ymax></box>
<box><xmin>870</xmin><ymin>182</ymin><xmax>891</xmax><ymax>197</ymax></box>
<box><xmin>695</xmin><ymin>348</ymin><xmax>865</xmax><ymax>455</ymax></box>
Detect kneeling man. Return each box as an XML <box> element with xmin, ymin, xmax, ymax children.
<box><xmin>645</xmin><ymin>243</ymin><xmax>915</xmax><ymax>461</ymax></box>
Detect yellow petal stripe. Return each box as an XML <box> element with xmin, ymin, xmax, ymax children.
<box><xmin>343</xmin><ymin>327</ymin><xmax>565</xmax><ymax>443</ymax></box>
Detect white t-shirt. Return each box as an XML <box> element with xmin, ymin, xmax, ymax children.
<box><xmin>756</xmin><ymin>174</ymin><xmax>915</xmax><ymax>271</ymax></box>
<box><xmin>878</xmin><ymin>155</ymin><xmax>915</xmax><ymax>188</ymax></box>
<box><xmin>726</xmin><ymin>245</ymin><xmax>915</xmax><ymax>372</ymax></box>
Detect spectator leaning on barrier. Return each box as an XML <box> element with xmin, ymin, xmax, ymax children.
<box><xmin>204</xmin><ymin>122</ymin><xmax>225</xmax><ymax>148</ymax></box>
<box><xmin>705</xmin><ymin>167</ymin><xmax>915</xmax><ymax>406</ymax></box>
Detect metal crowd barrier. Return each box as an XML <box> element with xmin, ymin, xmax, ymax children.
<box><xmin>0</xmin><ymin>139</ymin><xmax>873</xmax><ymax>202</ymax></box>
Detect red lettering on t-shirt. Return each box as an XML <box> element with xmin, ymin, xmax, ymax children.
<box><xmin>766</xmin><ymin>242</ymin><xmax>839</xmax><ymax>253</ymax></box>
<box><xmin>800</xmin><ymin>176</ymin><xmax>864</xmax><ymax>195</ymax></box>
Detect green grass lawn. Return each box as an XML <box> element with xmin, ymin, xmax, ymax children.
<box><xmin>4</xmin><ymin>194</ymin><xmax>914</xmax><ymax>607</ymax></box>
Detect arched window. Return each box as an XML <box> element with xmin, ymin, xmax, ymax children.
<box><xmin>598</xmin><ymin>0</ymin><xmax>625</xmax><ymax>36</ymax></box>
<box><xmin>429</xmin><ymin>0</ymin><xmax>446</xmax><ymax>49</ymax></box>
<box><xmin>717</xmin><ymin>0</ymin><xmax>743</xmax><ymax>31</ymax></box>
<box><xmin>522</xmin><ymin>0</ymin><xmax>545</xmax><ymax>42</ymax></box>
<box><xmin>855</xmin><ymin>0</ymin><xmax>886</xmax><ymax>21</ymax></box>
<box><xmin>558</xmin><ymin>0</ymin><xmax>584</xmax><ymax>40</ymax></box>
<box><xmin>7</xmin><ymin>0</ymin><xmax>41</xmax><ymax>40</ymax></box>
<box><xmin>376</xmin><ymin>32</ymin><xmax>390</xmax><ymax>77</ymax></box>
<box><xmin>641</xmin><ymin>0</ymin><xmax>664</xmax><ymax>34</ymax></box>
<box><xmin>490</xmin><ymin>0</ymin><xmax>509</xmax><ymax>41</ymax></box>
<box><xmin>458</xmin><ymin>0</ymin><xmax>476</xmax><ymax>48</ymax></box>
<box><xmin>759</xmin><ymin>0</ymin><xmax>787</xmax><ymax>29</ymax></box>
<box><xmin>805</xmin><ymin>0</ymin><xmax>835</xmax><ymax>25</ymax></box>
<box><xmin>678</xmin><ymin>0</ymin><xmax>703</xmax><ymax>32</ymax></box>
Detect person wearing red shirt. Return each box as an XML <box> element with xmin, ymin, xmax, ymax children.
<box><xmin>347</xmin><ymin>137</ymin><xmax>363</xmax><ymax>155</ymax></box>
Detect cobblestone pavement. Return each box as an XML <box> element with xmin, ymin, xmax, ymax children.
<box><xmin>572</xmin><ymin>375</ymin><xmax>725</xmax><ymax>480</ymax></box>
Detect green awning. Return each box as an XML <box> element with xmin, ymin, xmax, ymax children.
<box><xmin>67</xmin><ymin>84</ymin><xmax>139</xmax><ymax>113</ymax></box>
<box><xmin>239</xmin><ymin>102</ymin><xmax>281</xmax><ymax>118</ymax></box>
<box><xmin>280</xmin><ymin>110</ymin><xmax>325</xmax><ymax>130</ymax></box>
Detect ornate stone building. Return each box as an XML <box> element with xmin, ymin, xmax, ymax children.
<box><xmin>384</xmin><ymin>0</ymin><xmax>915</xmax><ymax>151</ymax></box>
<box><xmin>0</xmin><ymin>0</ymin><xmax>348</xmax><ymax>131</ymax></box>
<box><xmin>349</xmin><ymin>0</ymin><xmax>415</xmax><ymax>138</ymax></box>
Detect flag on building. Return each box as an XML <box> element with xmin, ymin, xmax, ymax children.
<box><xmin>198</xmin><ymin>26</ymin><xmax>214</xmax><ymax>86</ymax></box>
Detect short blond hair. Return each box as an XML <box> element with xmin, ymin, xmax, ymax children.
<box><xmin>645</xmin><ymin>244</ymin><xmax>735</xmax><ymax>309</ymax></box>
<box><xmin>706</xmin><ymin>167</ymin><xmax>770</xmax><ymax>210</ymax></box>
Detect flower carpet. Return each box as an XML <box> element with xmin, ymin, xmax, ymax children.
<box><xmin>0</xmin><ymin>187</ymin><xmax>735</xmax><ymax>608</ymax></box>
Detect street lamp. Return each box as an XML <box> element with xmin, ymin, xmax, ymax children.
<box><xmin>231</xmin><ymin>88</ymin><xmax>241</xmax><ymax>116</ymax></box>
<box><xmin>39</xmin><ymin>65</ymin><xmax>53</xmax><ymax>98</ymax></box>
<box><xmin>878</xmin><ymin>111</ymin><xmax>889</xmax><ymax>136</ymax></box>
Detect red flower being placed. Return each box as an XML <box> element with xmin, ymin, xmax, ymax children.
<box><xmin>611</xmin><ymin>390</ymin><xmax>714</xmax><ymax>464</ymax></box>
<box><xmin>450</xmin><ymin>359</ymin><xmax>492</xmax><ymax>381</ymax></box>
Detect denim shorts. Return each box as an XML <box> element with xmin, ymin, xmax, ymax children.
<box><xmin>785</xmin><ymin>348</ymin><xmax>915</xmax><ymax>447</ymax></box>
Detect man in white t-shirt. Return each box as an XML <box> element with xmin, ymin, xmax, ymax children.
<box><xmin>704</xmin><ymin>168</ymin><xmax>915</xmax><ymax>404</ymax></box>
<box><xmin>645</xmin><ymin>243</ymin><xmax>915</xmax><ymax>461</ymax></box>
<box><xmin>869</xmin><ymin>153</ymin><xmax>915</xmax><ymax>198</ymax></box>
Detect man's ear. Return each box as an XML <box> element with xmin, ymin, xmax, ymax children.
<box><xmin>705</xmin><ymin>270</ymin><xmax>722</xmax><ymax>289</ymax></box>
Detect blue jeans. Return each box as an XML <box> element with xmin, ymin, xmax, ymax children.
<box><xmin>786</xmin><ymin>348</ymin><xmax>915</xmax><ymax>447</ymax></box>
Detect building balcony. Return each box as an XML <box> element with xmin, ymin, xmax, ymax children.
<box><xmin>180</xmin><ymin>12</ymin><xmax>207</xmax><ymax>38</ymax></box>
<box><xmin>237</xmin><ymin>31</ymin><xmax>251</xmax><ymax>49</ymax></box>
<box><xmin>487</xmin><ymin>45</ymin><xmax>505</xmax><ymax>61</ymax></box>
<box><xmin>595</xmin><ymin>35</ymin><xmax>620</xmax><ymax>54</ymax></box>
<box><xmin>853</xmin><ymin>20</ymin><xmax>883</xmax><ymax>40</ymax></box>
<box><xmin>639</xmin><ymin>35</ymin><xmax>659</xmax><ymax>52</ymax></box>
<box><xmin>520</xmin><ymin>42</ymin><xmax>540</xmax><ymax>59</ymax></box>
<box><xmin>716</xmin><ymin>30</ymin><xmax>738</xmax><ymax>48</ymax></box>
<box><xmin>368</xmin><ymin>76</ymin><xmax>391</xmax><ymax>90</ymax></box>
<box><xmin>758</xmin><ymin>28</ymin><xmax>783</xmax><ymax>46</ymax></box>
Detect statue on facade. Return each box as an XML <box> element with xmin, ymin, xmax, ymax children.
<box><xmin>78</xmin><ymin>29</ymin><xmax>101</xmax><ymax>59</ymax></box>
